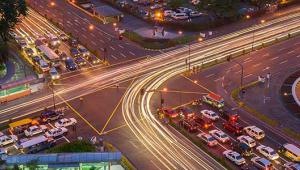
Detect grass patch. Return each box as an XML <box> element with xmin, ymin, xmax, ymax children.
<box><xmin>123</xmin><ymin>31</ymin><xmax>195</xmax><ymax>49</ymax></box>
<box><xmin>47</xmin><ymin>140</ymin><xmax>96</xmax><ymax>153</ymax></box>
<box><xmin>170</xmin><ymin>123</ymin><xmax>233</xmax><ymax>170</ymax></box>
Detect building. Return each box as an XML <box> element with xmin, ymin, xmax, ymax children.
<box><xmin>3</xmin><ymin>152</ymin><xmax>124</xmax><ymax>170</ymax></box>
<box><xmin>93</xmin><ymin>6</ymin><xmax>123</xmax><ymax>24</ymax></box>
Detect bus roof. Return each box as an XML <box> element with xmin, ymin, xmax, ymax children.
<box><xmin>284</xmin><ymin>144</ymin><xmax>300</xmax><ymax>156</ymax></box>
<box><xmin>207</xmin><ymin>92</ymin><xmax>223</xmax><ymax>102</ymax></box>
<box><xmin>9</xmin><ymin>118</ymin><xmax>33</xmax><ymax>129</ymax></box>
<box><xmin>37</xmin><ymin>45</ymin><xmax>59</xmax><ymax>60</ymax></box>
<box><xmin>19</xmin><ymin>135</ymin><xmax>48</xmax><ymax>149</ymax></box>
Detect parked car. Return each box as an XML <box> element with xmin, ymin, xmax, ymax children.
<box><xmin>25</xmin><ymin>48</ymin><xmax>35</xmax><ymax>56</ymax></box>
<box><xmin>39</xmin><ymin>59</ymin><xmax>50</xmax><ymax>72</ymax></box>
<box><xmin>24</xmin><ymin>125</ymin><xmax>47</xmax><ymax>137</ymax></box>
<box><xmin>45</xmin><ymin>127</ymin><xmax>68</xmax><ymax>138</ymax></box>
<box><xmin>150</xmin><ymin>4</ymin><xmax>162</xmax><ymax>10</ymax></box>
<box><xmin>209</xmin><ymin>129</ymin><xmax>230</xmax><ymax>143</ymax></box>
<box><xmin>237</xmin><ymin>135</ymin><xmax>256</xmax><ymax>148</ymax></box>
<box><xmin>164</xmin><ymin>10</ymin><xmax>175</xmax><ymax>17</ymax></box>
<box><xmin>59</xmin><ymin>52</ymin><xmax>68</xmax><ymax>61</ymax></box>
<box><xmin>68</xmin><ymin>38</ymin><xmax>78</xmax><ymax>47</ymax></box>
<box><xmin>78</xmin><ymin>45</ymin><xmax>90</xmax><ymax>57</ymax></box>
<box><xmin>189</xmin><ymin>11</ymin><xmax>203</xmax><ymax>17</ymax></box>
<box><xmin>223</xmin><ymin>121</ymin><xmax>243</xmax><ymax>135</ymax></box>
<box><xmin>194</xmin><ymin>116</ymin><xmax>213</xmax><ymax>129</ymax></box>
<box><xmin>65</xmin><ymin>58</ymin><xmax>77</xmax><ymax>71</ymax></box>
<box><xmin>0</xmin><ymin>135</ymin><xmax>18</xmax><ymax>147</ymax></box>
<box><xmin>201</xmin><ymin>110</ymin><xmax>219</xmax><ymax>121</ymax></box>
<box><xmin>177</xmin><ymin>7</ymin><xmax>192</xmax><ymax>13</ymax></box>
<box><xmin>55</xmin><ymin>118</ymin><xmax>77</xmax><ymax>128</ymax></box>
<box><xmin>197</xmin><ymin>132</ymin><xmax>218</xmax><ymax>147</ymax></box>
<box><xmin>171</xmin><ymin>13</ymin><xmax>189</xmax><ymax>20</ymax></box>
<box><xmin>70</xmin><ymin>48</ymin><xmax>81</xmax><ymax>57</ymax></box>
<box><xmin>40</xmin><ymin>109</ymin><xmax>64</xmax><ymax>123</ymax></box>
<box><xmin>88</xmin><ymin>54</ymin><xmax>101</xmax><ymax>65</ymax></box>
<box><xmin>231</xmin><ymin>141</ymin><xmax>253</xmax><ymax>157</ymax></box>
<box><xmin>50</xmin><ymin>67</ymin><xmax>60</xmax><ymax>80</ymax></box>
<box><xmin>32</xmin><ymin>55</ymin><xmax>41</xmax><ymax>65</ymax></box>
<box><xmin>223</xmin><ymin>150</ymin><xmax>246</xmax><ymax>166</ymax></box>
<box><xmin>74</xmin><ymin>56</ymin><xmax>87</xmax><ymax>66</ymax></box>
<box><xmin>284</xmin><ymin>162</ymin><xmax>300</xmax><ymax>170</ymax></box>
<box><xmin>59</xmin><ymin>33</ymin><xmax>68</xmax><ymax>41</ymax></box>
<box><xmin>256</xmin><ymin>145</ymin><xmax>279</xmax><ymax>160</ymax></box>
<box><xmin>244</xmin><ymin>126</ymin><xmax>265</xmax><ymax>140</ymax></box>
<box><xmin>251</xmin><ymin>156</ymin><xmax>273</xmax><ymax>170</ymax></box>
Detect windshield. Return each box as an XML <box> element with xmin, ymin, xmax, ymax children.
<box><xmin>236</xmin><ymin>155</ymin><xmax>242</xmax><ymax>160</ymax></box>
<box><xmin>211</xmin><ymin>113</ymin><xmax>217</xmax><ymax>117</ymax></box>
<box><xmin>270</xmin><ymin>151</ymin><xmax>276</xmax><ymax>155</ymax></box>
<box><xmin>220</xmin><ymin>134</ymin><xmax>227</xmax><ymax>138</ymax></box>
<box><xmin>208</xmin><ymin>137</ymin><xmax>215</xmax><ymax>141</ymax></box>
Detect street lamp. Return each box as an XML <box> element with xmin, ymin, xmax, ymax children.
<box><xmin>50</xmin><ymin>2</ymin><xmax>56</xmax><ymax>7</ymax></box>
<box><xmin>89</xmin><ymin>24</ymin><xmax>95</xmax><ymax>31</ymax></box>
<box><xmin>246</xmin><ymin>15</ymin><xmax>266</xmax><ymax>51</ymax></box>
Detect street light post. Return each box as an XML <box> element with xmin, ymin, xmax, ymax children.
<box><xmin>48</xmin><ymin>81</ymin><xmax>56</xmax><ymax>110</ymax></box>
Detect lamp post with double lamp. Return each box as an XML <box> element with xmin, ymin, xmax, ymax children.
<box><xmin>178</xmin><ymin>31</ymin><xmax>204</xmax><ymax>72</ymax></box>
<box><xmin>140</xmin><ymin>88</ymin><xmax>168</xmax><ymax>108</ymax></box>
<box><xmin>246</xmin><ymin>15</ymin><xmax>266</xmax><ymax>51</ymax></box>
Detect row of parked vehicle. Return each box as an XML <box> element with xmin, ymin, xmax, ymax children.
<box><xmin>0</xmin><ymin>108</ymin><xmax>77</xmax><ymax>154</ymax></box>
<box><xmin>159</xmin><ymin>92</ymin><xmax>300</xmax><ymax>169</ymax></box>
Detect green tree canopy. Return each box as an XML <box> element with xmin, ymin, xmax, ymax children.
<box><xmin>168</xmin><ymin>0</ymin><xmax>185</xmax><ymax>10</ymax></box>
<box><xmin>0</xmin><ymin>0</ymin><xmax>28</xmax><ymax>43</ymax></box>
<box><xmin>197</xmin><ymin>0</ymin><xmax>239</xmax><ymax>19</ymax></box>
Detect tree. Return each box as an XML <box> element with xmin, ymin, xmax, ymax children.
<box><xmin>197</xmin><ymin>0</ymin><xmax>239</xmax><ymax>19</ymax></box>
<box><xmin>168</xmin><ymin>0</ymin><xmax>185</xmax><ymax>10</ymax></box>
<box><xmin>0</xmin><ymin>0</ymin><xmax>28</xmax><ymax>43</ymax></box>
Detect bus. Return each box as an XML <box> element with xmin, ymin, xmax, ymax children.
<box><xmin>202</xmin><ymin>92</ymin><xmax>225</xmax><ymax>108</ymax></box>
<box><xmin>37</xmin><ymin>45</ymin><xmax>61</xmax><ymax>67</ymax></box>
<box><xmin>16</xmin><ymin>135</ymin><xmax>55</xmax><ymax>154</ymax></box>
<box><xmin>280</xmin><ymin>143</ymin><xmax>300</xmax><ymax>162</ymax></box>
<box><xmin>9</xmin><ymin>118</ymin><xmax>39</xmax><ymax>135</ymax></box>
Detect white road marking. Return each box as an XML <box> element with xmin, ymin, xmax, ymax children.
<box><xmin>214</xmin><ymin>77</ymin><xmax>222</xmax><ymax>82</ymax></box>
<box><xmin>263</xmin><ymin>67</ymin><xmax>270</xmax><ymax>71</ymax></box>
<box><xmin>244</xmin><ymin>74</ymin><xmax>253</xmax><ymax>78</ymax></box>
<box><xmin>205</xmin><ymin>73</ymin><xmax>215</xmax><ymax>78</ymax></box>
<box><xmin>262</xmin><ymin>53</ymin><xmax>270</xmax><ymax>57</ymax></box>
<box><xmin>91</xmin><ymin>41</ymin><xmax>96</xmax><ymax>46</ymax></box>
<box><xmin>121</xmin><ymin>53</ymin><xmax>127</xmax><ymax>58</ymax></box>
<box><xmin>118</xmin><ymin>45</ymin><xmax>124</xmax><ymax>49</ymax></box>
<box><xmin>110</xmin><ymin>46</ymin><xmax>116</xmax><ymax>51</ymax></box>
<box><xmin>129</xmin><ymin>51</ymin><xmax>136</xmax><ymax>56</ymax></box>
<box><xmin>278</xmin><ymin>47</ymin><xmax>286</xmax><ymax>51</ymax></box>
<box><xmin>243</xmin><ymin>60</ymin><xmax>252</xmax><ymax>64</ymax></box>
<box><xmin>287</xmin><ymin>50</ymin><xmax>295</xmax><ymax>54</ymax></box>
<box><xmin>271</xmin><ymin>56</ymin><xmax>279</xmax><ymax>61</ymax></box>
<box><xmin>111</xmin><ymin>55</ymin><xmax>118</xmax><ymax>60</ymax></box>
<box><xmin>253</xmin><ymin>63</ymin><xmax>261</xmax><ymax>67</ymax></box>
<box><xmin>279</xmin><ymin>60</ymin><xmax>288</xmax><ymax>64</ymax></box>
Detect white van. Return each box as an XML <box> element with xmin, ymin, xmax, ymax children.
<box><xmin>172</xmin><ymin>13</ymin><xmax>189</xmax><ymax>20</ymax></box>
<box><xmin>243</xmin><ymin>126</ymin><xmax>265</xmax><ymax>140</ymax></box>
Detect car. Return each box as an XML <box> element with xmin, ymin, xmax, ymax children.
<box><xmin>24</xmin><ymin>48</ymin><xmax>35</xmax><ymax>56</ymax></box>
<box><xmin>178</xmin><ymin>107</ymin><xmax>195</xmax><ymax>119</ymax></box>
<box><xmin>194</xmin><ymin>116</ymin><xmax>213</xmax><ymax>129</ymax></box>
<box><xmin>40</xmin><ymin>109</ymin><xmax>64</xmax><ymax>123</ymax></box>
<box><xmin>68</xmin><ymin>38</ymin><xmax>79</xmax><ymax>47</ymax></box>
<box><xmin>256</xmin><ymin>145</ymin><xmax>279</xmax><ymax>160</ymax></box>
<box><xmin>55</xmin><ymin>118</ymin><xmax>77</xmax><ymax>128</ymax></box>
<box><xmin>223</xmin><ymin>121</ymin><xmax>243</xmax><ymax>135</ymax></box>
<box><xmin>284</xmin><ymin>162</ymin><xmax>300</xmax><ymax>170</ymax></box>
<box><xmin>251</xmin><ymin>156</ymin><xmax>273</xmax><ymax>170</ymax></box>
<box><xmin>19</xmin><ymin>41</ymin><xmax>28</xmax><ymax>49</ymax></box>
<box><xmin>244</xmin><ymin>126</ymin><xmax>265</xmax><ymax>140</ymax></box>
<box><xmin>159</xmin><ymin>108</ymin><xmax>179</xmax><ymax>118</ymax></box>
<box><xmin>0</xmin><ymin>135</ymin><xmax>18</xmax><ymax>147</ymax></box>
<box><xmin>237</xmin><ymin>135</ymin><xmax>256</xmax><ymax>148</ymax></box>
<box><xmin>70</xmin><ymin>48</ymin><xmax>81</xmax><ymax>57</ymax></box>
<box><xmin>50</xmin><ymin>67</ymin><xmax>60</xmax><ymax>80</ymax></box>
<box><xmin>179</xmin><ymin>119</ymin><xmax>198</xmax><ymax>133</ymax></box>
<box><xmin>150</xmin><ymin>4</ymin><xmax>162</xmax><ymax>10</ymax></box>
<box><xmin>74</xmin><ymin>56</ymin><xmax>87</xmax><ymax>66</ymax></box>
<box><xmin>65</xmin><ymin>58</ymin><xmax>77</xmax><ymax>71</ymax></box>
<box><xmin>59</xmin><ymin>33</ymin><xmax>68</xmax><ymax>41</ymax></box>
<box><xmin>32</xmin><ymin>55</ymin><xmax>41</xmax><ymax>65</ymax></box>
<box><xmin>45</xmin><ymin>127</ymin><xmax>68</xmax><ymax>138</ymax></box>
<box><xmin>39</xmin><ymin>59</ymin><xmax>50</xmax><ymax>72</ymax></box>
<box><xmin>223</xmin><ymin>150</ymin><xmax>246</xmax><ymax>166</ymax></box>
<box><xmin>231</xmin><ymin>141</ymin><xmax>253</xmax><ymax>157</ymax></box>
<box><xmin>25</xmin><ymin>36</ymin><xmax>35</xmax><ymax>44</ymax></box>
<box><xmin>88</xmin><ymin>54</ymin><xmax>101</xmax><ymax>65</ymax></box>
<box><xmin>197</xmin><ymin>132</ymin><xmax>218</xmax><ymax>147</ymax></box>
<box><xmin>78</xmin><ymin>45</ymin><xmax>90</xmax><ymax>57</ymax></box>
<box><xmin>9</xmin><ymin>31</ymin><xmax>18</xmax><ymax>38</ymax></box>
<box><xmin>171</xmin><ymin>13</ymin><xmax>189</xmax><ymax>20</ymax></box>
<box><xmin>24</xmin><ymin>125</ymin><xmax>47</xmax><ymax>137</ymax></box>
<box><xmin>177</xmin><ymin>7</ymin><xmax>192</xmax><ymax>13</ymax></box>
<box><xmin>164</xmin><ymin>10</ymin><xmax>175</xmax><ymax>17</ymax></box>
<box><xmin>218</xmin><ymin>108</ymin><xmax>239</xmax><ymax>122</ymax></box>
<box><xmin>201</xmin><ymin>110</ymin><xmax>219</xmax><ymax>121</ymax></box>
<box><xmin>189</xmin><ymin>11</ymin><xmax>203</xmax><ymax>17</ymax></box>
<box><xmin>209</xmin><ymin>129</ymin><xmax>230</xmax><ymax>143</ymax></box>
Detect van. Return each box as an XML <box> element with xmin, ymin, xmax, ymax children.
<box><xmin>279</xmin><ymin>144</ymin><xmax>300</xmax><ymax>162</ymax></box>
<box><xmin>172</xmin><ymin>13</ymin><xmax>189</xmax><ymax>20</ymax></box>
<box><xmin>243</xmin><ymin>126</ymin><xmax>265</xmax><ymax>140</ymax></box>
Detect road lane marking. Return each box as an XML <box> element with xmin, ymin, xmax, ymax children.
<box><xmin>121</xmin><ymin>53</ymin><xmax>126</xmax><ymax>58</ymax></box>
<box><xmin>279</xmin><ymin>60</ymin><xmax>288</xmax><ymax>64</ymax></box>
<box><xmin>243</xmin><ymin>60</ymin><xmax>252</xmax><ymax>64</ymax></box>
<box><xmin>110</xmin><ymin>46</ymin><xmax>116</xmax><ymax>51</ymax></box>
<box><xmin>287</xmin><ymin>50</ymin><xmax>295</xmax><ymax>54</ymax></box>
<box><xmin>262</xmin><ymin>53</ymin><xmax>270</xmax><ymax>57</ymax></box>
<box><xmin>129</xmin><ymin>51</ymin><xmax>136</xmax><ymax>56</ymax></box>
<box><xmin>271</xmin><ymin>56</ymin><xmax>279</xmax><ymax>60</ymax></box>
<box><xmin>263</xmin><ymin>67</ymin><xmax>270</xmax><ymax>71</ymax></box>
<box><xmin>253</xmin><ymin>63</ymin><xmax>261</xmax><ymax>67</ymax></box>
<box><xmin>278</xmin><ymin>47</ymin><xmax>286</xmax><ymax>51</ymax></box>
<box><xmin>244</xmin><ymin>74</ymin><xmax>253</xmax><ymax>78</ymax></box>
<box><xmin>205</xmin><ymin>73</ymin><xmax>215</xmax><ymax>78</ymax></box>
<box><xmin>111</xmin><ymin>55</ymin><xmax>117</xmax><ymax>60</ymax></box>
<box><xmin>118</xmin><ymin>45</ymin><xmax>124</xmax><ymax>49</ymax></box>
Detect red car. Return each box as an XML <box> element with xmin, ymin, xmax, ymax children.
<box><xmin>194</xmin><ymin>116</ymin><xmax>213</xmax><ymax>129</ymax></box>
<box><xmin>223</xmin><ymin>121</ymin><xmax>243</xmax><ymax>135</ymax></box>
<box><xmin>159</xmin><ymin>108</ymin><xmax>179</xmax><ymax>118</ymax></box>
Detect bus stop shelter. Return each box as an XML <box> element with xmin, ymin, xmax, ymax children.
<box><xmin>93</xmin><ymin>6</ymin><xmax>123</xmax><ymax>24</ymax></box>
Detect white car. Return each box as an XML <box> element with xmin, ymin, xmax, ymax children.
<box><xmin>284</xmin><ymin>162</ymin><xmax>300</xmax><ymax>170</ymax></box>
<box><xmin>24</xmin><ymin>125</ymin><xmax>47</xmax><ymax>137</ymax></box>
<box><xmin>50</xmin><ymin>67</ymin><xmax>60</xmax><ymax>80</ymax></box>
<box><xmin>45</xmin><ymin>127</ymin><xmax>68</xmax><ymax>138</ymax></box>
<box><xmin>223</xmin><ymin>150</ymin><xmax>246</xmax><ymax>166</ymax></box>
<box><xmin>256</xmin><ymin>145</ymin><xmax>279</xmax><ymax>160</ymax></box>
<box><xmin>197</xmin><ymin>132</ymin><xmax>218</xmax><ymax>147</ymax></box>
<box><xmin>251</xmin><ymin>156</ymin><xmax>273</xmax><ymax>169</ymax></box>
<box><xmin>164</xmin><ymin>10</ymin><xmax>175</xmax><ymax>17</ymax></box>
<box><xmin>243</xmin><ymin>126</ymin><xmax>265</xmax><ymax>140</ymax></box>
<box><xmin>0</xmin><ymin>135</ymin><xmax>18</xmax><ymax>147</ymax></box>
<box><xmin>209</xmin><ymin>130</ymin><xmax>230</xmax><ymax>143</ymax></box>
<box><xmin>55</xmin><ymin>118</ymin><xmax>77</xmax><ymax>128</ymax></box>
<box><xmin>201</xmin><ymin>110</ymin><xmax>219</xmax><ymax>121</ymax></box>
<box><xmin>237</xmin><ymin>135</ymin><xmax>256</xmax><ymax>148</ymax></box>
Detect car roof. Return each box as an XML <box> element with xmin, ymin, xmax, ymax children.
<box><xmin>283</xmin><ymin>144</ymin><xmax>300</xmax><ymax>156</ymax></box>
<box><xmin>258</xmin><ymin>157</ymin><xmax>270</xmax><ymax>165</ymax></box>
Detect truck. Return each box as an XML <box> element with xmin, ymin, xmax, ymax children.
<box><xmin>202</xmin><ymin>92</ymin><xmax>225</xmax><ymax>108</ymax></box>
<box><xmin>37</xmin><ymin>45</ymin><xmax>61</xmax><ymax>68</ymax></box>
